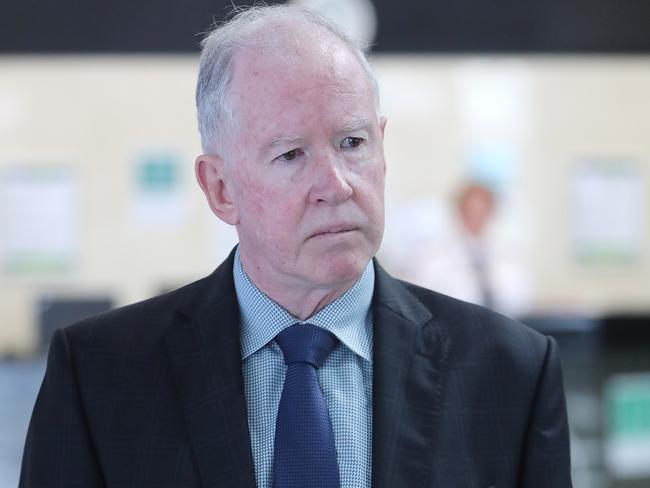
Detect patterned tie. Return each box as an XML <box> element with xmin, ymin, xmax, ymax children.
<box><xmin>273</xmin><ymin>323</ymin><xmax>341</xmax><ymax>488</ymax></box>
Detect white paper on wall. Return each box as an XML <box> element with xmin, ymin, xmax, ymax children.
<box><xmin>571</xmin><ymin>161</ymin><xmax>646</xmax><ymax>264</ymax></box>
<box><xmin>1</xmin><ymin>166</ymin><xmax>79</xmax><ymax>273</ymax></box>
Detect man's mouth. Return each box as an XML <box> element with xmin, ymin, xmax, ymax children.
<box><xmin>310</xmin><ymin>224</ymin><xmax>358</xmax><ymax>238</ymax></box>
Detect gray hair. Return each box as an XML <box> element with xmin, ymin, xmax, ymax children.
<box><xmin>195</xmin><ymin>4</ymin><xmax>380</xmax><ymax>155</ymax></box>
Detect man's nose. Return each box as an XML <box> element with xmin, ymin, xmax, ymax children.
<box><xmin>309</xmin><ymin>153</ymin><xmax>353</xmax><ymax>205</ymax></box>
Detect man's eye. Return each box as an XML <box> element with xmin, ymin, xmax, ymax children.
<box><xmin>341</xmin><ymin>137</ymin><xmax>365</xmax><ymax>149</ymax></box>
<box><xmin>276</xmin><ymin>148</ymin><xmax>303</xmax><ymax>161</ymax></box>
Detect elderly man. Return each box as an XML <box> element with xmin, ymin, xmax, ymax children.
<box><xmin>20</xmin><ymin>5</ymin><xmax>572</xmax><ymax>488</ymax></box>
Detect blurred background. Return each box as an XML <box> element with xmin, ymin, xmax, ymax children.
<box><xmin>1</xmin><ymin>0</ymin><xmax>650</xmax><ymax>486</ymax></box>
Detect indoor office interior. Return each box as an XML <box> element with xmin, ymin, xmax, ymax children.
<box><xmin>1</xmin><ymin>1</ymin><xmax>650</xmax><ymax>487</ymax></box>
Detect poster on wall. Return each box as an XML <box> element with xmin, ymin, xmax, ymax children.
<box><xmin>131</xmin><ymin>152</ymin><xmax>187</xmax><ymax>229</ymax></box>
<box><xmin>605</xmin><ymin>372</ymin><xmax>650</xmax><ymax>479</ymax></box>
<box><xmin>571</xmin><ymin>161</ymin><xmax>646</xmax><ymax>265</ymax></box>
<box><xmin>1</xmin><ymin>166</ymin><xmax>79</xmax><ymax>274</ymax></box>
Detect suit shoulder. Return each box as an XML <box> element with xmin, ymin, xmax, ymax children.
<box><xmin>62</xmin><ymin>274</ymin><xmax>213</xmax><ymax>350</ymax></box>
<box><xmin>398</xmin><ymin>278</ymin><xmax>549</xmax><ymax>360</ymax></box>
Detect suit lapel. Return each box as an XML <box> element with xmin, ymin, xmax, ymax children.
<box><xmin>164</xmin><ymin>250</ymin><xmax>256</xmax><ymax>488</ymax></box>
<box><xmin>371</xmin><ymin>263</ymin><xmax>452</xmax><ymax>488</ymax></box>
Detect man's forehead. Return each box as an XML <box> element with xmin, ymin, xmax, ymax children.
<box><xmin>240</xmin><ymin>19</ymin><xmax>341</xmax><ymax>59</ymax></box>
<box><xmin>231</xmin><ymin>49</ymin><xmax>369</xmax><ymax>114</ymax></box>
<box><xmin>230</xmin><ymin>22</ymin><xmax>365</xmax><ymax>85</ymax></box>
<box><xmin>225</xmin><ymin>25</ymin><xmax>377</xmax><ymax>152</ymax></box>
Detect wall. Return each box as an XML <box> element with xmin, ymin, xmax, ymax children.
<box><xmin>0</xmin><ymin>55</ymin><xmax>648</xmax><ymax>354</ymax></box>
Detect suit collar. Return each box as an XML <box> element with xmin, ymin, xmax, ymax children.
<box><xmin>234</xmin><ymin>247</ymin><xmax>375</xmax><ymax>362</ymax></box>
<box><xmin>163</xmin><ymin>247</ymin><xmax>256</xmax><ymax>488</ymax></box>
<box><xmin>371</xmin><ymin>261</ymin><xmax>452</xmax><ymax>488</ymax></box>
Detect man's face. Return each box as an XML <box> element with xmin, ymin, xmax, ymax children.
<box><xmin>459</xmin><ymin>188</ymin><xmax>494</xmax><ymax>237</ymax></box>
<box><xmin>223</xmin><ymin>36</ymin><xmax>386</xmax><ymax>295</ymax></box>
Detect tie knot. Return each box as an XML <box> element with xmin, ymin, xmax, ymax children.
<box><xmin>275</xmin><ymin>324</ymin><xmax>339</xmax><ymax>368</ymax></box>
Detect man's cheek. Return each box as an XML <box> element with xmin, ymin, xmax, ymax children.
<box><xmin>245</xmin><ymin>183</ymin><xmax>277</xmax><ymax>215</ymax></box>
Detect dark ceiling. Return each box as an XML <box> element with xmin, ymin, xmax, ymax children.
<box><xmin>2</xmin><ymin>0</ymin><xmax>650</xmax><ymax>54</ymax></box>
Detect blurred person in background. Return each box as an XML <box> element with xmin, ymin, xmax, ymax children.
<box><xmin>386</xmin><ymin>181</ymin><xmax>533</xmax><ymax>318</ymax></box>
<box><xmin>20</xmin><ymin>4</ymin><xmax>570</xmax><ymax>488</ymax></box>
<box><xmin>456</xmin><ymin>182</ymin><xmax>499</xmax><ymax>306</ymax></box>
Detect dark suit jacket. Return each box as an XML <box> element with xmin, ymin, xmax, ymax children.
<box><xmin>20</xmin><ymin>249</ymin><xmax>572</xmax><ymax>487</ymax></box>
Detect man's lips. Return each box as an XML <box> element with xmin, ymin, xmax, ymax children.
<box><xmin>309</xmin><ymin>224</ymin><xmax>358</xmax><ymax>238</ymax></box>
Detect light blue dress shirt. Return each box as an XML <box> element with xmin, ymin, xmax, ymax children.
<box><xmin>233</xmin><ymin>248</ymin><xmax>373</xmax><ymax>488</ymax></box>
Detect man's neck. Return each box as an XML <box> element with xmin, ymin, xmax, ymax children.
<box><xmin>244</xmin><ymin>273</ymin><xmax>355</xmax><ymax>321</ymax></box>
<box><xmin>238</xmin><ymin>254</ymin><xmax>361</xmax><ymax>321</ymax></box>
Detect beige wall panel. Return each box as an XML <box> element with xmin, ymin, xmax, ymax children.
<box><xmin>1</xmin><ymin>55</ymin><xmax>649</xmax><ymax>353</ymax></box>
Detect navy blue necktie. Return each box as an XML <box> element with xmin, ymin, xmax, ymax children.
<box><xmin>273</xmin><ymin>324</ymin><xmax>341</xmax><ymax>488</ymax></box>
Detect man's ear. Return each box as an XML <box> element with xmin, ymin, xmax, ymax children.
<box><xmin>195</xmin><ymin>154</ymin><xmax>239</xmax><ymax>225</ymax></box>
<box><xmin>379</xmin><ymin>116</ymin><xmax>387</xmax><ymax>138</ymax></box>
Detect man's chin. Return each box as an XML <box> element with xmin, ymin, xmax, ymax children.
<box><xmin>310</xmin><ymin>251</ymin><xmax>371</xmax><ymax>289</ymax></box>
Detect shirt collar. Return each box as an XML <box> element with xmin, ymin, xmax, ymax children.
<box><xmin>233</xmin><ymin>247</ymin><xmax>374</xmax><ymax>363</ymax></box>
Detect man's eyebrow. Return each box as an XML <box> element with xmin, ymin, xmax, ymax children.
<box><xmin>339</xmin><ymin>120</ymin><xmax>372</xmax><ymax>133</ymax></box>
<box><xmin>268</xmin><ymin>120</ymin><xmax>372</xmax><ymax>147</ymax></box>
<box><xmin>270</xmin><ymin>137</ymin><xmax>303</xmax><ymax>147</ymax></box>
